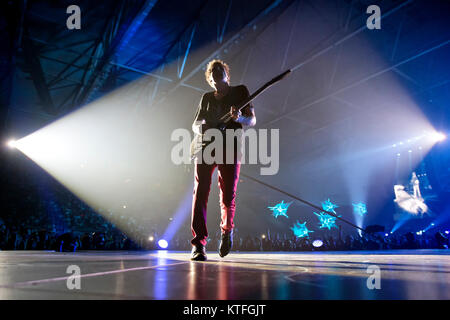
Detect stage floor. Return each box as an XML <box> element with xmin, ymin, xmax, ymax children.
<box><xmin>0</xmin><ymin>250</ymin><xmax>449</xmax><ymax>299</ymax></box>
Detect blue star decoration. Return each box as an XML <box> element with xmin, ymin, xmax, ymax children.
<box><xmin>290</xmin><ymin>221</ymin><xmax>314</xmax><ymax>238</ymax></box>
<box><xmin>268</xmin><ymin>200</ymin><xmax>292</xmax><ymax>218</ymax></box>
<box><xmin>321</xmin><ymin>198</ymin><xmax>338</xmax><ymax>214</ymax></box>
<box><xmin>352</xmin><ymin>202</ymin><xmax>367</xmax><ymax>216</ymax></box>
<box><xmin>314</xmin><ymin>212</ymin><xmax>338</xmax><ymax>230</ymax></box>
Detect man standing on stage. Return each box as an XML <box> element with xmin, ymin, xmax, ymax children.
<box><xmin>190</xmin><ymin>59</ymin><xmax>256</xmax><ymax>261</ymax></box>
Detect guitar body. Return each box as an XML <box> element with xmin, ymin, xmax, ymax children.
<box><xmin>190</xmin><ymin>132</ymin><xmax>204</xmax><ymax>159</ymax></box>
<box><xmin>190</xmin><ymin>124</ymin><xmax>227</xmax><ymax>159</ymax></box>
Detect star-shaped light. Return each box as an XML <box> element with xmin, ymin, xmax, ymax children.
<box><xmin>314</xmin><ymin>212</ymin><xmax>338</xmax><ymax>230</ymax></box>
<box><xmin>268</xmin><ymin>200</ymin><xmax>292</xmax><ymax>218</ymax></box>
<box><xmin>321</xmin><ymin>198</ymin><xmax>338</xmax><ymax>214</ymax></box>
<box><xmin>290</xmin><ymin>221</ymin><xmax>314</xmax><ymax>238</ymax></box>
<box><xmin>352</xmin><ymin>202</ymin><xmax>367</xmax><ymax>216</ymax></box>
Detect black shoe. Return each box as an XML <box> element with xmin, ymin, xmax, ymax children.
<box><xmin>191</xmin><ymin>244</ymin><xmax>207</xmax><ymax>261</ymax></box>
<box><xmin>219</xmin><ymin>230</ymin><xmax>233</xmax><ymax>258</ymax></box>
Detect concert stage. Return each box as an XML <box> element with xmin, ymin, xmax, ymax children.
<box><xmin>0</xmin><ymin>250</ymin><xmax>449</xmax><ymax>299</ymax></box>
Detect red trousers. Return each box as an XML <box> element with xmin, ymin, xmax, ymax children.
<box><xmin>191</xmin><ymin>160</ymin><xmax>241</xmax><ymax>247</ymax></box>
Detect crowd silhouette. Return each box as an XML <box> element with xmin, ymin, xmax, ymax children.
<box><xmin>1</xmin><ymin>169</ymin><xmax>448</xmax><ymax>252</ymax></box>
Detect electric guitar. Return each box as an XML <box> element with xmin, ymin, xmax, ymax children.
<box><xmin>190</xmin><ymin>69</ymin><xmax>291</xmax><ymax>159</ymax></box>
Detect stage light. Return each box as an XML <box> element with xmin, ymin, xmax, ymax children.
<box><xmin>314</xmin><ymin>212</ymin><xmax>338</xmax><ymax>230</ymax></box>
<box><xmin>312</xmin><ymin>239</ymin><xmax>323</xmax><ymax>248</ymax></box>
<box><xmin>148</xmin><ymin>236</ymin><xmax>154</xmax><ymax>241</ymax></box>
<box><xmin>6</xmin><ymin>140</ymin><xmax>16</xmax><ymax>148</ymax></box>
<box><xmin>161</xmin><ymin>190</ymin><xmax>193</xmax><ymax>249</ymax></box>
<box><xmin>268</xmin><ymin>200</ymin><xmax>292</xmax><ymax>218</ymax></box>
<box><xmin>290</xmin><ymin>221</ymin><xmax>313</xmax><ymax>238</ymax></box>
<box><xmin>408</xmin><ymin>150</ymin><xmax>412</xmax><ymax>153</ymax></box>
<box><xmin>397</xmin><ymin>153</ymin><xmax>401</xmax><ymax>157</ymax></box>
<box><xmin>321</xmin><ymin>199</ymin><xmax>338</xmax><ymax>214</ymax></box>
<box><xmin>352</xmin><ymin>202</ymin><xmax>367</xmax><ymax>217</ymax></box>
<box><xmin>424</xmin><ymin>222</ymin><xmax>437</xmax><ymax>233</ymax></box>
<box><xmin>385</xmin><ymin>233</ymin><xmax>389</xmax><ymax>237</ymax></box>
<box><xmin>158</xmin><ymin>239</ymin><xmax>168</xmax><ymax>249</ymax></box>
<box><xmin>445</xmin><ymin>231</ymin><xmax>449</xmax><ymax>235</ymax></box>
<box><xmin>429</xmin><ymin>132</ymin><xmax>446</xmax><ymax>142</ymax></box>
<box><xmin>261</xmin><ymin>234</ymin><xmax>266</xmax><ymax>239</ymax></box>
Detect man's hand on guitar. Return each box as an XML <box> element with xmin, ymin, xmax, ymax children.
<box><xmin>230</xmin><ymin>106</ymin><xmax>242</xmax><ymax>122</ymax></box>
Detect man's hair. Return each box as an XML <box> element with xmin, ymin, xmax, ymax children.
<box><xmin>205</xmin><ymin>59</ymin><xmax>230</xmax><ymax>88</ymax></box>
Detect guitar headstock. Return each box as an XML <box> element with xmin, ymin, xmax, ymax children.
<box><xmin>268</xmin><ymin>69</ymin><xmax>291</xmax><ymax>85</ymax></box>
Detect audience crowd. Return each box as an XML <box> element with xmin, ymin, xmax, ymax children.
<box><xmin>1</xmin><ymin>171</ymin><xmax>448</xmax><ymax>252</ymax></box>
<box><xmin>1</xmin><ymin>210</ymin><xmax>448</xmax><ymax>252</ymax></box>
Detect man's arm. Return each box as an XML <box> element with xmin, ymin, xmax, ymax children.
<box><xmin>192</xmin><ymin>119</ymin><xmax>205</xmax><ymax>135</ymax></box>
<box><xmin>231</xmin><ymin>85</ymin><xmax>256</xmax><ymax>127</ymax></box>
<box><xmin>192</xmin><ymin>93</ymin><xmax>208</xmax><ymax>135</ymax></box>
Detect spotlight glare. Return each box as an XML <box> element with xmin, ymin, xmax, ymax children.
<box><xmin>148</xmin><ymin>236</ymin><xmax>154</xmax><ymax>242</ymax></box>
<box><xmin>430</xmin><ymin>132</ymin><xmax>446</xmax><ymax>142</ymax></box>
<box><xmin>158</xmin><ymin>239</ymin><xmax>168</xmax><ymax>249</ymax></box>
<box><xmin>7</xmin><ymin>140</ymin><xmax>16</xmax><ymax>148</ymax></box>
<box><xmin>312</xmin><ymin>239</ymin><xmax>323</xmax><ymax>248</ymax></box>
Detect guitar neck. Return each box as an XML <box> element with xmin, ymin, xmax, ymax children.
<box><xmin>235</xmin><ymin>69</ymin><xmax>291</xmax><ymax>111</ymax></box>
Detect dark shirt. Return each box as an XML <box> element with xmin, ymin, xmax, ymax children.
<box><xmin>193</xmin><ymin>85</ymin><xmax>253</xmax><ymax>130</ymax></box>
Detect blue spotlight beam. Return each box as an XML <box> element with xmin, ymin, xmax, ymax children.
<box><xmin>240</xmin><ymin>173</ymin><xmax>366</xmax><ymax>232</ymax></box>
<box><xmin>116</xmin><ymin>0</ymin><xmax>159</xmax><ymax>55</ymax></box>
<box><xmin>178</xmin><ymin>23</ymin><xmax>197</xmax><ymax>79</ymax></box>
<box><xmin>290</xmin><ymin>0</ymin><xmax>413</xmax><ymax>73</ymax></box>
<box><xmin>266</xmin><ymin>37</ymin><xmax>450</xmax><ymax>126</ymax></box>
<box><xmin>153</xmin><ymin>0</ymin><xmax>287</xmax><ymax>106</ymax></box>
<box><xmin>218</xmin><ymin>0</ymin><xmax>233</xmax><ymax>43</ymax></box>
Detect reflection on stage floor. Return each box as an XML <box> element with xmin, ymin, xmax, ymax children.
<box><xmin>0</xmin><ymin>250</ymin><xmax>449</xmax><ymax>299</ymax></box>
